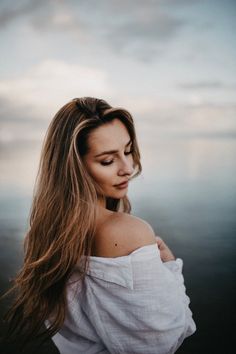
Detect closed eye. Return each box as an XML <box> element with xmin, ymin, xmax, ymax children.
<box><xmin>100</xmin><ymin>160</ymin><xmax>113</xmax><ymax>166</ymax></box>
<box><xmin>100</xmin><ymin>149</ymin><xmax>133</xmax><ymax>166</ymax></box>
<box><xmin>124</xmin><ymin>149</ymin><xmax>133</xmax><ymax>155</ymax></box>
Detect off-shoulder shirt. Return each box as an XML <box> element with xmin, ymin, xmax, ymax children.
<box><xmin>48</xmin><ymin>243</ymin><xmax>196</xmax><ymax>354</ymax></box>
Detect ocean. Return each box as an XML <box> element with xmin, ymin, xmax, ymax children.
<box><xmin>0</xmin><ymin>137</ymin><xmax>235</xmax><ymax>353</ymax></box>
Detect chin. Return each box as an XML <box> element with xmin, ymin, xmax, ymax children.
<box><xmin>114</xmin><ymin>190</ymin><xmax>128</xmax><ymax>198</ymax></box>
<box><xmin>106</xmin><ymin>190</ymin><xmax>128</xmax><ymax>199</ymax></box>
<box><xmin>104</xmin><ymin>185</ymin><xmax>129</xmax><ymax>200</ymax></box>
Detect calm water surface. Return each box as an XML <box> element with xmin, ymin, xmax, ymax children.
<box><xmin>0</xmin><ymin>137</ymin><xmax>235</xmax><ymax>353</ymax></box>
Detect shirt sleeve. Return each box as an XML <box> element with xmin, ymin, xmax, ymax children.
<box><xmin>82</xmin><ymin>244</ymin><xmax>196</xmax><ymax>354</ymax></box>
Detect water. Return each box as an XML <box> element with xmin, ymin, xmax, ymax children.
<box><xmin>129</xmin><ymin>137</ymin><xmax>236</xmax><ymax>353</ymax></box>
<box><xmin>0</xmin><ymin>137</ymin><xmax>235</xmax><ymax>353</ymax></box>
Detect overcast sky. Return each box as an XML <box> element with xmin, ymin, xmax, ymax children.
<box><xmin>0</xmin><ymin>0</ymin><xmax>235</xmax><ymax>195</ymax></box>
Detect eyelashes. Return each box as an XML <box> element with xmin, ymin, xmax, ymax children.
<box><xmin>100</xmin><ymin>150</ymin><xmax>133</xmax><ymax>166</ymax></box>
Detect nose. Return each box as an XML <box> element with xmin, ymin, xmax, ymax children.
<box><xmin>118</xmin><ymin>155</ymin><xmax>134</xmax><ymax>176</ymax></box>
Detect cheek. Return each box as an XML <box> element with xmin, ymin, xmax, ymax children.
<box><xmin>88</xmin><ymin>165</ymin><xmax>115</xmax><ymax>186</ymax></box>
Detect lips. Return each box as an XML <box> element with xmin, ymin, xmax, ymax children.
<box><xmin>114</xmin><ymin>180</ymin><xmax>129</xmax><ymax>187</ymax></box>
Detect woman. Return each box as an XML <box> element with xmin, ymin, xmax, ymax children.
<box><xmin>3</xmin><ymin>97</ymin><xmax>196</xmax><ymax>353</ymax></box>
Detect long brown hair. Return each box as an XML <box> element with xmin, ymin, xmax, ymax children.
<box><xmin>2</xmin><ymin>97</ymin><xmax>142</xmax><ymax>347</ymax></box>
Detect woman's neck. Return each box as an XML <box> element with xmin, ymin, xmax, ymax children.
<box><xmin>97</xmin><ymin>197</ymin><xmax>106</xmax><ymax>209</ymax></box>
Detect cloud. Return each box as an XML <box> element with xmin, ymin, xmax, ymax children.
<box><xmin>0</xmin><ymin>60</ymin><xmax>111</xmax><ymax>144</ymax></box>
<box><xmin>0</xmin><ymin>59</ymin><xmax>110</xmax><ymax>114</ymax></box>
<box><xmin>178</xmin><ymin>81</ymin><xmax>236</xmax><ymax>90</ymax></box>
<box><xmin>101</xmin><ymin>10</ymin><xmax>184</xmax><ymax>61</ymax></box>
<box><xmin>132</xmin><ymin>100</ymin><xmax>236</xmax><ymax>140</ymax></box>
<box><xmin>0</xmin><ymin>0</ymin><xmax>47</xmax><ymax>28</ymax></box>
<box><xmin>1</xmin><ymin>59</ymin><xmax>235</xmax><ymax>147</ymax></box>
<box><xmin>0</xmin><ymin>0</ymin><xmax>186</xmax><ymax>62</ymax></box>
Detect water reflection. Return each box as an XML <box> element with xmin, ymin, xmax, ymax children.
<box><xmin>0</xmin><ymin>137</ymin><xmax>235</xmax><ymax>353</ymax></box>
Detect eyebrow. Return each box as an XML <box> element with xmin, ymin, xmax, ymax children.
<box><xmin>94</xmin><ymin>139</ymin><xmax>132</xmax><ymax>158</ymax></box>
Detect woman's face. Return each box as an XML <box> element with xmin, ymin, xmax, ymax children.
<box><xmin>82</xmin><ymin>119</ymin><xmax>135</xmax><ymax>200</ymax></box>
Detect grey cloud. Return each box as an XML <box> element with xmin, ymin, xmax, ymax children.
<box><xmin>0</xmin><ymin>0</ymin><xmax>187</xmax><ymax>62</ymax></box>
<box><xmin>135</xmin><ymin>101</ymin><xmax>236</xmax><ymax>139</ymax></box>
<box><xmin>0</xmin><ymin>0</ymin><xmax>48</xmax><ymax>28</ymax></box>
<box><xmin>0</xmin><ymin>96</ymin><xmax>46</xmax><ymax>123</ymax></box>
<box><xmin>178</xmin><ymin>81</ymin><xmax>236</xmax><ymax>90</ymax></box>
<box><xmin>96</xmin><ymin>11</ymin><xmax>184</xmax><ymax>62</ymax></box>
<box><xmin>0</xmin><ymin>96</ymin><xmax>49</xmax><ymax>147</ymax></box>
<box><xmin>105</xmin><ymin>12</ymin><xmax>184</xmax><ymax>42</ymax></box>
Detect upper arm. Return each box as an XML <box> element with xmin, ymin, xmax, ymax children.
<box><xmin>93</xmin><ymin>213</ymin><xmax>157</xmax><ymax>258</ymax></box>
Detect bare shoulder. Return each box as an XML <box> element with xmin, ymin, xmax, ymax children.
<box><xmin>92</xmin><ymin>212</ymin><xmax>156</xmax><ymax>258</ymax></box>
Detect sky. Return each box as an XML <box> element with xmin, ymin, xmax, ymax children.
<box><xmin>0</xmin><ymin>4</ymin><xmax>235</xmax><ymax>351</ymax></box>
<box><xmin>0</xmin><ymin>0</ymin><xmax>235</xmax><ymax>196</ymax></box>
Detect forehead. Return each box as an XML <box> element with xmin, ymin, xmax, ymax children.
<box><xmin>87</xmin><ymin>119</ymin><xmax>130</xmax><ymax>153</ymax></box>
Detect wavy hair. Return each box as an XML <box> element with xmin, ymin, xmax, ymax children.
<box><xmin>2</xmin><ymin>97</ymin><xmax>142</xmax><ymax>348</ymax></box>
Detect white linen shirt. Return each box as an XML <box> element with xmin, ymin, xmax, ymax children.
<box><xmin>49</xmin><ymin>244</ymin><xmax>196</xmax><ymax>354</ymax></box>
